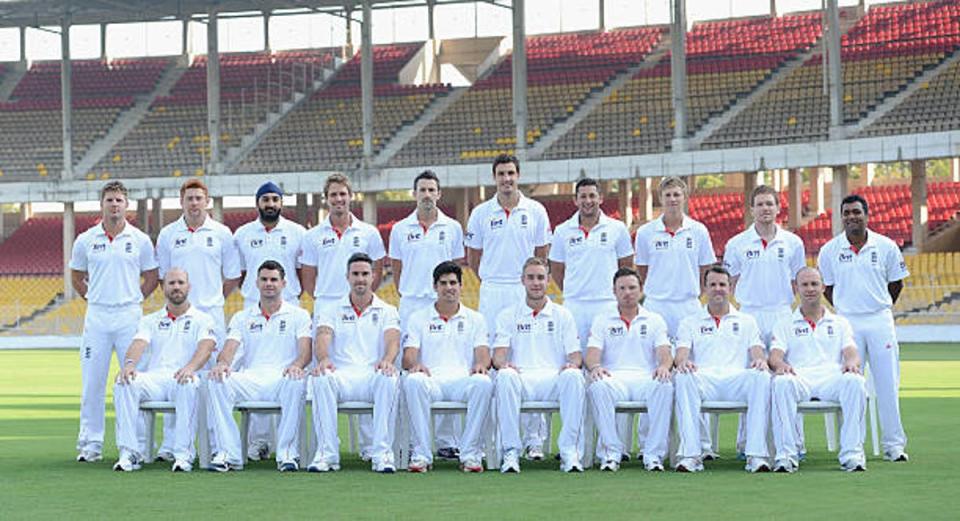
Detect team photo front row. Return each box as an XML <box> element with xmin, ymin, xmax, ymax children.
<box><xmin>111</xmin><ymin>255</ymin><xmax>869</xmax><ymax>475</ymax></box>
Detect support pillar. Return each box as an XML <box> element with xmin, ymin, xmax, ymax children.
<box><xmin>910</xmin><ymin>160</ymin><xmax>928</xmax><ymax>251</ymax></box>
<box><xmin>100</xmin><ymin>23</ymin><xmax>107</xmax><ymax>61</ymax></box>
<box><xmin>811</xmin><ymin>167</ymin><xmax>826</xmax><ymax>215</ymax></box>
<box><xmin>952</xmin><ymin>157</ymin><xmax>959</xmax><ymax>182</ymax></box>
<box><xmin>212</xmin><ymin>196</ymin><xmax>224</xmax><ymax>223</ymax></box>
<box><xmin>344</xmin><ymin>7</ymin><xmax>355</xmax><ymax>61</ymax></box>
<box><xmin>61</xmin><ymin>15</ymin><xmax>73</xmax><ymax>181</ymax></box>
<box><xmin>788</xmin><ymin>168</ymin><xmax>803</xmax><ymax>230</ymax></box>
<box><xmin>63</xmin><ymin>202</ymin><xmax>75</xmax><ymax>299</ymax></box>
<box><xmin>361</xmin><ymin>0</ymin><xmax>374</xmax><ymax>167</ymax></box>
<box><xmin>263</xmin><ymin>10</ymin><xmax>271</xmax><ymax>52</ymax></box>
<box><xmin>362</xmin><ymin>192</ymin><xmax>378</xmax><ymax>223</ymax></box>
<box><xmin>296</xmin><ymin>194</ymin><xmax>308</xmax><ymax>225</ymax></box>
<box><xmin>455</xmin><ymin>187</ymin><xmax>470</xmax><ymax>228</ymax></box>
<box><xmin>830</xmin><ymin>165</ymin><xmax>849</xmax><ymax>235</ymax></box>
<box><xmin>618</xmin><ymin>179</ymin><xmax>634</xmax><ymax>228</ymax></box>
<box><xmin>599</xmin><ymin>0</ymin><xmax>605</xmax><ymax>31</ymax></box>
<box><xmin>182</xmin><ymin>18</ymin><xmax>189</xmax><ymax>58</ymax></box>
<box><xmin>743</xmin><ymin>172</ymin><xmax>760</xmax><ymax>228</ymax></box>
<box><xmin>19</xmin><ymin>26</ymin><xmax>27</xmax><ymax>64</ymax></box>
<box><xmin>826</xmin><ymin>0</ymin><xmax>844</xmax><ymax>138</ymax></box>
<box><xmin>865</xmin><ymin>163</ymin><xmax>876</xmax><ymax>186</ymax></box>
<box><xmin>670</xmin><ymin>0</ymin><xmax>689</xmax><ymax>151</ymax></box>
<box><xmin>0</xmin><ymin>208</ymin><xmax>5</xmax><ymax>241</ymax></box>
<box><xmin>137</xmin><ymin>199</ymin><xmax>149</xmax><ymax>230</ymax></box>
<box><xmin>512</xmin><ymin>0</ymin><xmax>528</xmax><ymax>160</ymax></box>
<box><xmin>152</xmin><ymin>198</ymin><xmax>163</xmax><ymax>240</ymax></box>
<box><xmin>206</xmin><ymin>9</ymin><xmax>221</xmax><ymax>176</ymax></box>
<box><xmin>637</xmin><ymin>174</ymin><xmax>653</xmax><ymax>223</ymax></box>
<box><xmin>313</xmin><ymin>193</ymin><xmax>326</xmax><ymax>226</ymax></box>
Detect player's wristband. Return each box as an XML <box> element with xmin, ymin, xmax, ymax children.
<box><xmin>124</xmin><ymin>358</ymin><xmax>136</xmax><ymax>366</ymax></box>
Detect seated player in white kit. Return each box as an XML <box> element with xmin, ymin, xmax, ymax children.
<box><xmin>309</xmin><ymin>253</ymin><xmax>402</xmax><ymax>473</ymax></box>
<box><xmin>402</xmin><ymin>261</ymin><xmax>493</xmax><ymax>473</ymax></box>
<box><xmin>206</xmin><ymin>260</ymin><xmax>313</xmax><ymax>472</ymax></box>
<box><xmin>769</xmin><ymin>267</ymin><xmax>868</xmax><ymax>473</ymax></box>
<box><xmin>492</xmin><ymin>257</ymin><xmax>586</xmax><ymax>473</ymax></box>
<box><xmin>586</xmin><ymin>267</ymin><xmax>673</xmax><ymax>472</ymax></box>
<box><xmin>673</xmin><ymin>265</ymin><xmax>772</xmax><ymax>473</ymax></box>
<box><xmin>112</xmin><ymin>269</ymin><xmax>217</xmax><ymax>472</ymax></box>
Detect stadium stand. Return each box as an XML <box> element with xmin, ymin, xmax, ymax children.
<box><xmin>544</xmin><ymin>13</ymin><xmax>824</xmax><ymax>158</ymax></box>
<box><xmin>704</xmin><ymin>1</ymin><xmax>960</xmax><ymax>148</ymax></box>
<box><xmin>389</xmin><ymin>27</ymin><xmax>665</xmax><ymax>166</ymax></box>
<box><xmin>863</xmin><ymin>55</ymin><xmax>960</xmax><ymax>136</ymax></box>
<box><xmin>90</xmin><ymin>49</ymin><xmax>335</xmax><ymax>178</ymax></box>
<box><xmin>896</xmin><ymin>251</ymin><xmax>960</xmax><ymax>324</ymax></box>
<box><xmin>237</xmin><ymin>43</ymin><xmax>451</xmax><ymax>172</ymax></box>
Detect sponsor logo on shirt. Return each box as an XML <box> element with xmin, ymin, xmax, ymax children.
<box><xmin>654</xmin><ymin>240</ymin><xmax>670</xmax><ymax>250</ymax></box>
<box><xmin>699</xmin><ymin>326</ymin><xmax>715</xmax><ymax>335</ymax></box>
<box><xmin>465</xmin><ymin>231</ymin><xmax>474</xmax><ymax>240</ymax></box>
<box><xmin>746</xmin><ymin>249</ymin><xmax>761</xmax><ymax>260</ymax></box>
<box><xmin>159</xmin><ymin>319</ymin><xmax>172</xmax><ymax>331</ymax></box>
<box><xmin>250</xmin><ymin>238</ymin><xmax>264</xmax><ymax>249</ymax></box>
<box><xmin>174</xmin><ymin>238</ymin><xmax>188</xmax><ymax>248</ymax></box>
<box><xmin>429</xmin><ymin>323</ymin><xmax>444</xmax><ymax>333</ymax></box>
<box><xmin>93</xmin><ymin>243</ymin><xmax>107</xmax><ymax>252</ymax></box>
<box><xmin>516</xmin><ymin>323</ymin><xmax>532</xmax><ymax>333</ymax></box>
<box><xmin>321</xmin><ymin>237</ymin><xmax>336</xmax><ymax>248</ymax></box>
<box><xmin>490</xmin><ymin>218</ymin><xmax>504</xmax><ymax>230</ymax></box>
<box><xmin>407</xmin><ymin>232</ymin><xmax>423</xmax><ymax>243</ymax></box>
<box><xmin>793</xmin><ymin>326</ymin><xmax>810</xmax><ymax>336</ymax></box>
<box><xmin>568</xmin><ymin>236</ymin><xmax>584</xmax><ymax>248</ymax></box>
<box><xmin>249</xmin><ymin>322</ymin><xmax>264</xmax><ymax>333</ymax></box>
<box><xmin>608</xmin><ymin>326</ymin><xmax>625</xmax><ymax>337</ymax></box>
<box><xmin>340</xmin><ymin>313</ymin><xmax>356</xmax><ymax>324</ymax></box>
<box><xmin>839</xmin><ymin>251</ymin><xmax>854</xmax><ymax>263</ymax></box>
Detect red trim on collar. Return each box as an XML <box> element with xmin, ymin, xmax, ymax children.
<box><xmin>261</xmin><ymin>309</ymin><xmax>271</xmax><ymax>321</ymax></box>
<box><xmin>620</xmin><ymin>316</ymin><xmax>631</xmax><ymax>330</ymax></box>
<box><xmin>761</xmin><ymin>238</ymin><xmax>768</xmax><ymax>249</ymax></box>
<box><xmin>579</xmin><ymin>225</ymin><xmax>590</xmax><ymax>240</ymax></box>
<box><xmin>166</xmin><ymin>311</ymin><xmax>177</xmax><ymax>321</ymax></box>
<box><xmin>420</xmin><ymin>222</ymin><xmax>429</xmax><ymax>235</ymax></box>
<box><xmin>504</xmin><ymin>208</ymin><xmax>511</xmax><ymax>220</ymax></box>
<box><xmin>711</xmin><ymin>315</ymin><xmax>722</xmax><ymax>327</ymax></box>
<box><xmin>532</xmin><ymin>308</ymin><xmax>540</xmax><ymax>318</ymax></box>
<box><xmin>333</xmin><ymin>227</ymin><xmax>344</xmax><ymax>240</ymax></box>
<box><xmin>439</xmin><ymin>315</ymin><xmax>450</xmax><ymax>323</ymax></box>
<box><xmin>805</xmin><ymin>318</ymin><xmax>817</xmax><ymax>331</ymax></box>
<box><xmin>849</xmin><ymin>245</ymin><xmax>860</xmax><ymax>255</ymax></box>
<box><xmin>352</xmin><ymin>303</ymin><xmax>363</xmax><ymax>318</ymax></box>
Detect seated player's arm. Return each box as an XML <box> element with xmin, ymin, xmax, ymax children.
<box><xmin>175</xmin><ymin>339</ymin><xmax>216</xmax><ymax>383</ymax></box>
<box><xmin>533</xmin><ymin>244</ymin><xmax>550</xmax><ymax>259</ymax></box>
<box><xmin>375</xmin><ymin>328</ymin><xmax>400</xmax><ymax>376</ymax></box>
<box><xmin>466</xmin><ymin>248</ymin><xmax>482</xmax><ymax>281</ymax></box>
<box><xmin>283</xmin><ymin>336</ymin><xmax>313</xmax><ymax>379</ymax></box>
<box><xmin>491</xmin><ymin>346</ymin><xmax>512</xmax><ymax>370</ymax></box>
<box><xmin>140</xmin><ymin>268</ymin><xmax>160</xmax><ymax>298</ymax></box>
<box><xmin>71</xmin><ymin>270</ymin><xmax>88</xmax><ymax>299</ymax></box>
<box><xmin>635</xmin><ymin>265</ymin><xmax>649</xmax><ymax>280</ymax></box>
<box><xmin>564</xmin><ymin>350</ymin><xmax>582</xmax><ymax>370</ymax></box>
<box><xmin>748</xmin><ymin>343</ymin><xmax>769</xmax><ymax>371</ymax></box>
<box><xmin>472</xmin><ymin>345</ymin><xmax>491</xmax><ymax>375</ymax></box>
<box><xmin>841</xmin><ymin>344</ymin><xmax>861</xmax><ymax>374</ymax></box>
<box><xmin>549</xmin><ymin>261</ymin><xmax>565</xmax><ymax>292</ymax></box>
<box><xmin>313</xmin><ymin>325</ymin><xmax>335</xmax><ymax>374</ymax></box>
<box><xmin>674</xmin><ymin>346</ymin><xmax>695</xmax><ymax>372</ymax></box>
<box><xmin>211</xmin><ymin>339</ymin><xmax>241</xmax><ymax>381</ymax></box>
<box><xmin>617</xmin><ymin>255</ymin><xmax>633</xmax><ymax>269</ymax></box>
<box><xmin>585</xmin><ymin>346</ymin><xmax>609</xmax><ymax>380</ymax></box>
<box><xmin>767</xmin><ymin>349</ymin><xmax>793</xmax><ymax>375</ymax></box>
<box><xmin>824</xmin><ymin>285</ymin><xmax>834</xmax><ymax>306</ymax></box>
<box><xmin>118</xmin><ymin>339</ymin><xmax>149</xmax><ymax>384</ymax></box>
<box><xmin>402</xmin><ymin>346</ymin><xmax>421</xmax><ymax>372</ymax></box>
<box><xmin>654</xmin><ymin>344</ymin><xmax>673</xmax><ymax>382</ymax></box>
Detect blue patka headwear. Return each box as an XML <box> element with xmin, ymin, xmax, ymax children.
<box><xmin>256</xmin><ymin>181</ymin><xmax>283</xmax><ymax>200</ymax></box>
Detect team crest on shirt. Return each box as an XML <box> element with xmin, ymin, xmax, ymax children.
<box><xmin>686</xmin><ymin>237</ymin><xmax>693</xmax><ymax>249</ymax></box>
<box><xmin>371</xmin><ymin>312</ymin><xmax>379</xmax><ymax>324</ymax></box>
<box><xmin>746</xmin><ymin>249</ymin><xmax>761</xmax><ymax>260</ymax></box>
<box><xmin>639</xmin><ymin>323</ymin><xmax>647</xmax><ymax>336</ymax></box>
<box><xmin>516</xmin><ymin>323</ymin><xmax>532</xmax><ymax>333</ymax></box>
<box><xmin>899</xmin><ymin>261</ymin><xmax>906</xmax><ymax>270</ymax></box>
<box><xmin>159</xmin><ymin>319</ymin><xmax>172</xmax><ymax>331</ymax></box>
<box><xmin>793</xmin><ymin>326</ymin><xmax>810</xmax><ymax>337</ymax></box>
<box><xmin>608</xmin><ymin>325</ymin><xmax>625</xmax><ymax>337</ymax></box>
<box><xmin>93</xmin><ymin>243</ymin><xmax>107</xmax><ymax>252</ymax></box>
<box><xmin>407</xmin><ymin>232</ymin><xmax>423</xmax><ymax>243</ymax></box>
<box><xmin>826</xmin><ymin>325</ymin><xmax>835</xmax><ymax>337</ymax></box>
<box><xmin>207</xmin><ymin>237</ymin><xmax>214</xmax><ymax>248</ymax></box>
<box><xmin>183</xmin><ymin>320</ymin><xmax>192</xmax><ymax>332</ymax></box>
<box><xmin>250</xmin><ymin>238</ymin><xmax>264</xmax><ymax>249</ymax></box>
<box><xmin>125</xmin><ymin>242</ymin><xmax>133</xmax><ymax>253</ymax></box>
<box><xmin>353</xmin><ymin>236</ymin><xmax>361</xmax><ymax>248</ymax></box>
<box><xmin>429</xmin><ymin>323</ymin><xmax>444</xmax><ymax>333</ymax></box>
<box><xmin>457</xmin><ymin>320</ymin><xmax>465</xmax><ymax>333</ymax></box>
<box><xmin>699</xmin><ymin>325</ymin><xmax>715</xmax><ymax>335</ymax></box>
<box><xmin>777</xmin><ymin>247</ymin><xmax>785</xmax><ymax>259</ymax></box>
<box><xmin>654</xmin><ymin>240</ymin><xmax>669</xmax><ymax>250</ymax></box>
<box><xmin>280</xmin><ymin>236</ymin><xmax>288</xmax><ymax>247</ymax></box>
<box><xmin>278</xmin><ymin>320</ymin><xmax>287</xmax><ymax>333</ymax></box>
<box><xmin>249</xmin><ymin>322</ymin><xmax>264</xmax><ymax>333</ymax></box>
<box><xmin>839</xmin><ymin>251</ymin><xmax>853</xmax><ymax>263</ymax></box>
<box><xmin>520</xmin><ymin>214</ymin><xmax>529</xmax><ymax>227</ymax></box>
<box><xmin>438</xmin><ymin>230</ymin><xmax>446</xmax><ymax>243</ymax></box>
<box><xmin>600</xmin><ymin>232</ymin><xmax>608</xmax><ymax>244</ymax></box>
<box><xmin>732</xmin><ymin>321</ymin><xmax>740</xmax><ymax>334</ymax></box>
<box><xmin>174</xmin><ymin>238</ymin><xmax>188</xmax><ymax>248</ymax></box>
<box><xmin>547</xmin><ymin>321</ymin><xmax>555</xmax><ymax>333</ymax></box>
<box><xmin>465</xmin><ymin>231</ymin><xmax>474</xmax><ymax>240</ymax></box>
<box><xmin>870</xmin><ymin>251</ymin><xmax>878</xmax><ymax>265</ymax></box>
<box><xmin>490</xmin><ymin>218</ymin><xmax>504</xmax><ymax>230</ymax></box>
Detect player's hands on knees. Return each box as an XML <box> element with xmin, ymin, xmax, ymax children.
<box><xmin>117</xmin><ymin>366</ymin><xmax>137</xmax><ymax>385</ymax></box>
<box><xmin>375</xmin><ymin>359</ymin><xmax>397</xmax><ymax>377</ymax></box>
<box><xmin>284</xmin><ymin>365</ymin><xmax>306</xmax><ymax>380</ymax></box>
<box><xmin>774</xmin><ymin>364</ymin><xmax>795</xmax><ymax>376</ymax></box>
<box><xmin>312</xmin><ymin>358</ymin><xmax>335</xmax><ymax>376</ymax></box>
<box><xmin>410</xmin><ymin>363</ymin><xmax>431</xmax><ymax>376</ymax></box>
<box><xmin>209</xmin><ymin>362</ymin><xmax>231</xmax><ymax>381</ymax></box>
<box><xmin>841</xmin><ymin>360</ymin><xmax>861</xmax><ymax>375</ymax></box>
<box><xmin>497</xmin><ymin>362</ymin><xmax>519</xmax><ymax>372</ymax></box>
<box><xmin>653</xmin><ymin>365</ymin><xmax>671</xmax><ymax>383</ymax></box>
<box><xmin>174</xmin><ymin>367</ymin><xmax>196</xmax><ymax>384</ymax></box>
<box><xmin>750</xmin><ymin>358</ymin><xmax>770</xmax><ymax>372</ymax></box>
<box><xmin>589</xmin><ymin>365</ymin><xmax>610</xmax><ymax>382</ymax></box>
<box><xmin>675</xmin><ymin>359</ymin><xmax>697</xmax><ymax>373</ymax></box>
<box><xmin>560</xmin><ymin>362</ymin><xmax>579</xmax><ymax>373</ymax></box>
<box><xmin>470</xmin><ymin>363</ymin><xmax>488</xmax><ymax>376</ymax></box>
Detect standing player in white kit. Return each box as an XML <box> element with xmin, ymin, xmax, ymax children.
<box><xmin>818</xmin><ymin>194</ymin><xmax>910</xmax><ymax>462</ymax></box>
<box><xmin>112</xmin><ymin>269</ymin><xmax>217</xmax><ymax>472</ymax></box>
<box><xmin>71</xmin><ymin>181</ymin><xmax>159</xmax><ymax>463</ymax></box>
<box><xmin>466</xmin><ymin>154</ymin><xmax>551</xmax><ymax>460</ymax></box>
<box><xmin>389</xmin><ymin>170</ymin><xmax>465</xmax><ymax>461</ymax></box>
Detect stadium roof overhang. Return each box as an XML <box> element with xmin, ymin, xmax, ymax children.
<box><xmin>0</xmin><ymin>0</ymin><xmax>497</xmax><ymax>28</ymax></box>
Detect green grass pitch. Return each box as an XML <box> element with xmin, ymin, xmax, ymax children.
<box><xmin>1</xmin><ymin>345</ymin><xmax>958</xmax><ymax>520</ymax></box>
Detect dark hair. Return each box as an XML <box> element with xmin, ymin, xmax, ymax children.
<box><xmin>347</xmin><ymin>252</ymin><xmax>374</xmax><ymax>271</ymax></box>
<box><xmin>702</xmin><ymin>263</ymin><xmax>730</xmax><ymax>285</ymax></box>
<box><xmin>100</xmin><ymin>180</ymin><xmax>129</xmax><ymax>200</ymax></box>
<box><xmin>612</xmin><ymin>266</ymin><xmax>642</xmax><ymax>286</ymax></box>
<box><xmin>257</xmin><ymin>259</ymin><xmax>285</xmax><ymax>279</ymax></box>
<box><xmin>575</xmin><ymin>177</ymin><xmax>599</xmax><ymax>194</ymax></box>
<box><xmin>840</xmin><ymin>194</ymin><xmax>869</xmax><ymax>216</ymax></box>
<box><xmin>432</xmin><ymin>261</ymin><xmax>462</xmax><ymax>285</ymax></box>
<box><xmin>750</xmin><ymin>185</ymin><xmax>779</xmax><ymax>206</ymax></box>
<box><xmin>413</xmin><ymin>170</ymin><xmax>440</xmax><ymax>191</ymax></box>
<box><xmin>492</xmin><ymin>154</ymin><xmax>520</xmax><ymax>175</ymax></box>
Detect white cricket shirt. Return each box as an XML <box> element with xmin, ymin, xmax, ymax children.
<box><xmin>315</xmin><ymin>294</ymin><xmax>401</xmax><ymax>370</ymax></box>
<box><xmin>723</xmin><ymin>224</ymin><xmax>806</xmax><ymax>309</ymax></box>
<box><xmin>634</xmin><ymin>215</ymin><xmax>716</xmax><ymax>301</ymax></box>
<box><xmin>769</xmin><ymin>308</ymin><xmax>856</xmax><ymax>374</ymax></box>
<box><xmin>676</xmin><ymin>305</ymin><xmax>763</xmax><ymax>377</ymax></box>
<box><xmin>156</xmin><ymin>215</ymin><xmax>242</xmax><ymax>310</ymax></box>
<box><xmin>234</xmin><ymin>216</ymin><xmax>307</xmax><ymax>306</ymax></box>
<box><xmin>549</xmin><ymin>211</ymin><xmax>633</xmax><ymax>302</ymax></box>
<box><xmin>465</xmin><ymin>193</ymin><xmax>551</xmax><ymax>284</ymax></box>
<box><xmin>301</xmin><ymin>213</ymin><xmax>386</xmax><ymax>299</ymax></box>
<box><xmin>225</xmin><ymin>301</ymin><xmax>312</xmax><ymax>371</ymax></box>
<box><xmin>389</xmin><ymin>210</ymin><xmax>465</xmax><ymax>299</ymax></box>
<box><xmin>493</xmin><ymin>299</ymin><xmax>579</xmax><ymax>372</ymax></box>
<box><xmin>817</xmin><ymin>228</ymin><xmax>910</xmax><ymax>315</ymax></box>
<box><xmin>69</xmin><ymin>222</ymin><xmax>158</xmax><ymax>307</ymax></box>
<box><xmin>134</xmin><ymin>306</ymin><xmax>217</xmax><ymax>372</ymax></box>
<box><xmin>403</xmin><ymin>303</ymin><xmax>488</xmax><ymax>378</ymax></box>
<box><xmin>586</xmin><ymin>306</ymin><xmax>670</xmax><ymax>373</ymax></box>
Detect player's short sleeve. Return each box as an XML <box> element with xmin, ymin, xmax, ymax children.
<box><xmin>675</xmin><ymin>316</ymin><xmax>695</xmax><ymax>351</ymax></box>
<box><xmin>837</xmin><ymin>316</ymin><xmax>856</xmax><ymax>351</ymax></box>
<box><xmin>492</xmin><ymin>308</ymin><xmax>513</xmax><ymax>349</ymax></box>
<box><xmin>366</xmin><ymin>226</ymin><xmax>387</xmax><ymax>261</ymax></box>
<box><xmin>788</xmin><ymin>235</ymin><xmax>806</xmax><ymax>278</ymax></box>
<box><xmin>138</xmin><ymin>232</ymin><xmax>159</xmax><ymax>271</ymax></box>
<box><xmin>388</xmin><ymin>221</ymin><xmax>404</xmax><ymax>260</ymax></box>
<box><xmin>450</xmin><ymin>221</ymin><xmax>466</xmax><ymax>260</ymax></box>
<box><xmin>560</xmin><ymin>308</ymin><xmax>579</xmax><ymax>355</ymax></box>
<box><xmin>226</xmin><ymin>312</ymin><xmax>245</xmax><ymax>343</ymax></box>
<box><xmin>382</xmin><ymin>305</ymin><xmax>401</xmax><ymax>332</ymax></box>
<box><xmin>769</xmin><ymin>319</ymin><xmax>790</xmax><ymax>353</ymax></box>
<box><xmin>233</xmin><ymin>228</ymin><xmax>250</xmax><ymax>271</ymax></box>
<box><xmin>299</xmin><ymin>229</ymin><xmax>319</xmax><ymax>267</ymax></box>
<box><xmin>402</xmin><ymin>313</ymin><xmax>423</xmax><ymax>350</ymax></box>
<box><xmin>586</xmin><ymin>314</ymin><xmax>606</xmax><ymax>350</ymax></box>
<box><xmin>885</xmin><ymin>242</ymin><xmax>909</xmax><ymax>282</ymax></box>
<box><xmin>69</xmin><ymin>233</ymin><xmax>88</xmax><ymax>271</ymax></box>
<box><xmin>465</xmin><ymin>206</ymin><xmax>484</xmax><ymax>250</ymax></box>
<box><xmin>132</xmin><ymin>314</ymin><xmax>154</xmax><ymax>343</ymax></box>
<box><xmin>633</xmin><ymin>226</ymin><xmax>649</xmax><ymax>266</ymax></box>
<box><xmin>722</xmin><ymin>236</ymin><xmax>742</xmax><ymax>276</ymax></box>
<box><xmin>295</xmin><ymin>309</ymin><xmax>313</xmax><ymax>340</ymax></box>
<box><xmin>471</xmin><ymin>313</ymin><xmax>489</xmax><ymax>349</ymax></box>
<box><xmin>548</xmin><ymin>225</ymin><xmax>566</xmax><ymax>263</ymax></box>
<box><xmin>313</xmin><ymin>304</ymin><xmax>337</xmax><ymax>331</ymax></box>
<box><xmin>614</xmin><ymin>222</ymin><xmax>634</xmax><ymax>258</ymax></box>
<box><xmin>155</xmin><ymin>228</ymin><xmax>171</xmax><ymax>277</ymax></box>
<box><xmin>221</xmin><ymin>227</ymin><xmax>243</xmax><ymax>279</ymax></box>
<box><xmin>817</xmin><ymin>243</ymin><xmax>835</xmax><ymax>286</ymax></box>
<box><xmin>697</xmin><ymin>223</ymin><xmax>717</xmax><ymax>265</ymax></box>
<box><xmin>533</xmin><ymin>204</ymin><xmax>552</xmax><ymax>247</ymax></box>
<box><xmin>195</xmin><ymin>314</ymin><xmax>218</xmax><ymax>346</ymax></box>
<box><xmin>650</xmin><ymin>313</ymin><xmax>670</xmax><ymax>348</ymax></box>
<box><xmin>743</xmin><ymin>315</ymin><xmax>763</xmax><ymax>350</ymax></box>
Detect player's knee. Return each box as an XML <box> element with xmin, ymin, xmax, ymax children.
<box><xmin>309</xmin><ymin>373</ymin><xmax>334</xmax><ymax>392</ymax></box>
<box><xmin>404</xmin><ymin>372</ymin><xmax>430</xmax><ymax>391</ymax></box>
<box><xmin>470</xmin><ymin>372</ymin><xmax>493</xmax><ymax>391</ymax></box>
<box><xmin>841</xmin><ymin>372</ymin><xmax>866</xmax><ymax>393</ymax></box>
<box><xmin>772</xmin><ymin>374</ymin><xmax>794</xmax><ymax>394</ymax></box>
<box><xmin>656</xmin><ymin>379</ymin><xmax>674</xmax><ymax>396</ymax></box>
<box><xmin>674</xmin><ymin>372</ymin><xmax>695</xmax><ymax>389</ymax></box>
<box><xmin>559</xmin><ymin>367</ymin><xmax>585</xmax><ymax>385</ymax></box>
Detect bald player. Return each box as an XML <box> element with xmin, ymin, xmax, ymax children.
<box><xmin>769</xmin><ymin>267</ymin><xmax>868</xmax><ymax>473</ymax></box>
<box><xmin>389</xmin><ymin>170</ymin><xmax>466</xmax><ymax>461</ymax></box>
<box><xmin>112</xmin><ymin>269</ymin><xmax>217</xmax><ymax>472</ymax></box>
<box><xmin>492</xmin><ymin>257</ymin><xmax>585</xmax><ymax>473</ymax></box>
<box><xmin>673</xmin><ymin>265</ymin><xmax>771</xmax><ymax>473</ymax></box>
<box><xmin>71</xmin><ymin>180</ymin><xmax>159</xmax><ymax>463</ymax></box>
<box><xmin>467</xmin><ymin>154</ymin><xmax>552</xmax><ymax>460</ymax></box>
<box><xmin>818</xmin><ymin>194</ymin><xmax>910</xmax><ymax>462</ymax></box>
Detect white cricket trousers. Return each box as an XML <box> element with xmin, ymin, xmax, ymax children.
<box><xmin>403</xmin><ymin>372</ymin><xmax>493</xmax><ymax>463</ymax></box>
<box><xmin>772</xmin><ymin>369</ymin><xmax>867</xmax><ymax>466</ymax></box>
<box><xmin>643</xmin><ymin>297</ymin><xmax>701</xmax><ymax>341</ymax></box>
<box><xmin>589</xmin><ymin>371</ymin><xmax>673</xmax><ymax>464</ymax></box>
<box><xmin>675</xmin><ymin>369</ymin><xmax>771</xmax><ymax>459</ymax></box>
<box><xmin>495</xmin><ymin>368</ymin><xmax>586</xmax><ymax>461</ymax></box>
<box><xmin>206</xmin><ymin>368</ymin><xmax>307</xmax><ymax>464</ymax></box>
<box><xmin>563</xmin><ymin>299</ymin><xmax>617</xmax><ymax>352</ymax></box>
<box><xmin>77</xmin><ymin>304</ymin><xmax>142</xmax><ymax>453</ymax></box>
<box><xmin>115</xmin><ymin>371</ymin><xmax>200</xmax><ymax>461</ymax></box>
<box><xmin>847</xmin><ymin>309</ymin><xmax>906</xmax><ymax>453</ymax></box>
<box><xmin>310</xmin><ymin>368</ymin><xmax>399</xmax><ymax>466</ymax></box>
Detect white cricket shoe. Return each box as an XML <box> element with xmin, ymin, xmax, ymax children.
<box><xmin>208</xmin><ymin>452</ymin><xmax>241</xmax><ymax>472</ymax></box>
<box><xmin>76</xmin><ymin>450</ymin><xmax>102</xmax><ymax>463</ymax></box>
<box><xmin>524</xmin><ymin>446</ymin><xmax>545</xmax><ymax>461</ymax></box>
<box><xmin>500</xmin><ymin>450</ymin><xmax>521</xmax><ymax>474</ymax></box>
<box><xmin>599</xmin><ymin>459</ymin><xmax>620</xmax><ymax>472</ymax></box>
<box><xmin>113</xmin><ymin>452</ymin><xmax>142</xmax><ymax>472</ymax></box>
<box><xmin>746</xmin><ymin>457</ymin><xmax>771</xmax><ymax>473</ymax></box>
<box><xmin>560</xmin><ymin>456</ymin><xmax>583</xmax><ymax>473</ymax></box>
<box><xmin>373</xmin><ymin>453</ymin><xmax>396</xmax><ymax>474</ymax></box>
<box><xmin>247</xmin><ymin>442</ymin><xmax>271</xmax><ymax>461</ymax></box>
<box><xmin>773</xmin><ymin>459</ymin><xmax>797</xmax><ymax>473</ymax></box>
<box><xmin>155</xmin><ymin>450</ymin><xmax>175</xmax><ymax>462</ymax></box>
<box><xmin>307</xmin><ymin>456</ymin><xmax>340</xmax><ymax>473</ymax></box>
<box><xmin>408</xmin><ymin>456</ymin><xmax>431</xmax><ymax>473</ymax></box>
<box><xmin>460</xmin><ymin>457</ymin><xmax>484</xmax><ymax>473</ymax></box>
<box><xmin>171</xmin><ymin>459</ymin><xmax>193</xmax><ymax>472</ymax></box>
<box><xmin>883</xmin><ymin>448</ymin><xmax>909</xmax><ymax>462</ymax></box>
<box><xmin>644</xmin><ymin>456</ymin><xmax>665</xmax><ymax>472</ymax></box>
<box><xmin>841</xmin><ymin>456</ymin><xmax>867</xmax><ymax>472</ymax></box>
<box><xmin>675</xmin><ymin>457</ymin><xmax>704</xmax><ymax>473</ymax></box>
